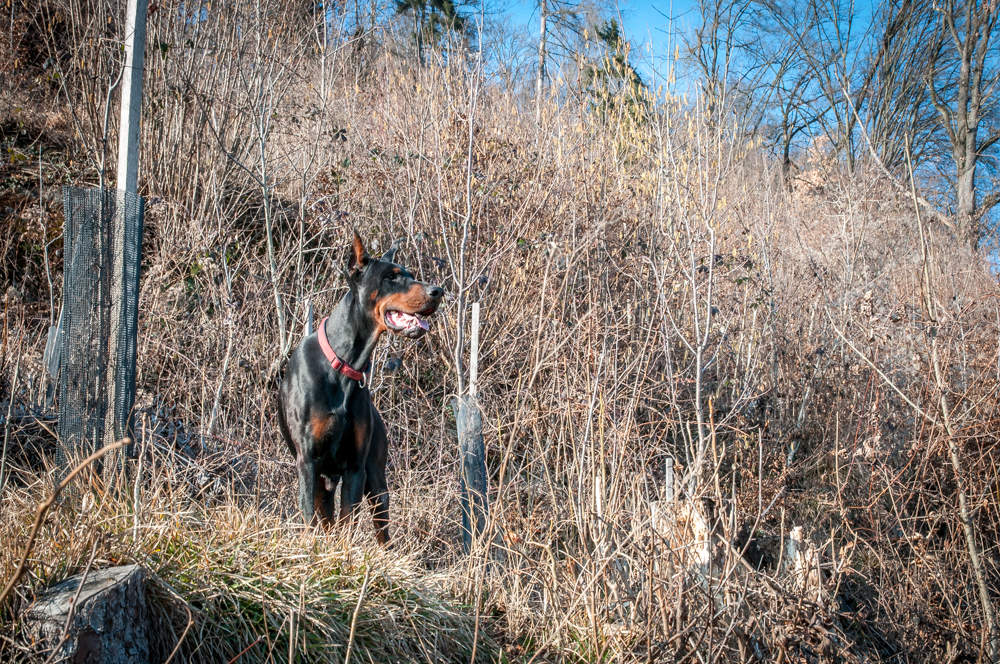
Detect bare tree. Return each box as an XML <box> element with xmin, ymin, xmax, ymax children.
<box><xmin>533</xmin><ymin>0</ymin><xmax>584</xmax><ymax>122</ymax></box>
<box><xmin>860</xmin><ymin>0</ymin><xmax>940</xmax><ymax>172</ymax></box>
<box><xmin>537</xmin><ymin>0</ymin><xmax>547</xmax><ymax>123</ymax></box>
<box><xmin>769</xmin><ymin>0</ymin><xmax>871</xmax><ymax>171</ymax></box>
<box><xmin>739</xmin><ymin>7</ymin><xmax>820</xmax><ymax>188</ymax></box>
<box><xmin>684</xmin><ymin>0</ymin><xmax>755</xmax><ymax>122</ymax></box>
<box><xmin>193</xmin><ymin>0</ymin><xmax>312</xmax><ymax>359</ymax></box>
<box><xmin>926</xmin><ymin>0</ymin><xmax>1000</xmax><ymax>245</ymax></box>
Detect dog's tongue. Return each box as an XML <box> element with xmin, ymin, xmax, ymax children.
<box><xmin>389</xmin><ymin>311</ymin><xmax>429</xmax><ymax>331</ymax></box>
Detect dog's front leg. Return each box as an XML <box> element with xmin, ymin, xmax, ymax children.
<box><xmin>299</xmin><ymin>411</ymin><xmax>346</xmax><ymax>529</ymax></box>
<box><xmin>296</xmin><ymin>457</ymin><xmax>320</xmax><ymax>528</ymax></box>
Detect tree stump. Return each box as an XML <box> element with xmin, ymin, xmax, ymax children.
<box><xmin>24</xmin><ymin>564</ymin><xmax>149</xmax><ymax>664</ymax></box>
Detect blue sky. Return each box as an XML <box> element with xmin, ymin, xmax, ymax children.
<box><xmin>497</xmin><ymin>0</ymin><xmax>699</xmax><ymax>85</ymax></box>
<box><xmin>504</xmin><ymin>0</ymin><xmax>697</xmax><ymax>58</ymax></box>
<box><xmin>614</xmin><ymin>0</ymin><xmax>697</xmax><ymax>47</ymax></box>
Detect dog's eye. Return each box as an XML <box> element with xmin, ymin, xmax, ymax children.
<box><xmin>384</xmin><ymin>272</ymin><xmax>397</xmax><ymax>282</ymax></box>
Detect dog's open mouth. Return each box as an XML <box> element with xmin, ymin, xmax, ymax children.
<box><xmin>385</xmin><ymin>310</ymin><xmax>431</xmax><ymax>335</ymax></box>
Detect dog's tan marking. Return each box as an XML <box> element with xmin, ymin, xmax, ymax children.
<box><xmin>311</xmin><ymin>414</ymin><xmax>331</xmax><ymax>440</ymax></box>
<box><xmin>375</xmin><ymin>284</ymin><xmax>434</xmax><ymax>334</ymax></box>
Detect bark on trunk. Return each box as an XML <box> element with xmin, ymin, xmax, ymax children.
<box><xmin>24</xmin><ymin>565</ymin><xmax>150</xmax><ymax>664</ymax></box>
<box><xmin>956</xmin><ymin>160</ymin><xmax>978</xmax><ymax>245</ymax></box>
<box><xmin>781</xmin><ymin>130</ymin><xmax>793</xmax><ymax>191</ymax></box>
<box><xmin>536</xmin><ymin>0</ymin><xmax>547</xmax><ymax>124</ymax></box>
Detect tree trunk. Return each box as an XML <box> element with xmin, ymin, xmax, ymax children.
<box><xmin>417</xmin><ymin>7</ymin><xmax>424</xmax><ymax>66</ymax></box>
<box><xmin>926</xmin><ymin>0</ymin><xmax>997</xmax><ymax>249</ymax></box>
<box><xmin>781</xmin><ymin>128</ymin><xmax>793</xmax><ymax>191</ymax></box>
<box><xmin>25</xmin><ymin>565</ymin><xmax>150</xmax><ymax>664</ymax></box>
<box><xmin>536</xmin><ymin>0</ymin><xmax>547</xmax><ymax>124</ymax></box>
<box><xmin>956</xmin><ymin>157</ymin><xmax>978</xmax><ymax>244</ymax></box>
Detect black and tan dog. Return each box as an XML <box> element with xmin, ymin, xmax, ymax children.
<box><xmin>276</xmin><ymin>232</ymin><xmax>443</xmax><ymax>545</ymax></box>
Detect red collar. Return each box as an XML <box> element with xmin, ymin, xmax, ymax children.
<box><xmin>316</xmin><ymin>317</ymin><xmax>371</xmax><ymax>382</ymax></box>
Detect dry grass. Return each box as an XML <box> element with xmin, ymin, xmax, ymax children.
<box><xmin>0</xmin><ymin>440</ymin><xmax>491</xmax><ymax>663</ymax></box>
<box><xmin>3</xmin><ymin>1</ymin><xmax>1000</xmax><ymax>661</ymax></box>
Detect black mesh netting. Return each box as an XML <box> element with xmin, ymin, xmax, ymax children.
<box><xmin>58</xmin><ymin>187</ymin><xmax>144</xmax><ymax>470</ymax></box>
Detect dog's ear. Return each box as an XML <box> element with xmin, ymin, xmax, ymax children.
<box><xmin>346</xmin><ymin>230</ymin><xmax>370</xmax><ymax>277</ymax></box>
<box><xmin>381</xmin><ymin>238</ymin><xmax>403</xmax><ymax>264</ymax></box>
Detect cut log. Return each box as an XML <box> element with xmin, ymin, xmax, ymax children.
<box><xmin>785</xmin><ymin>526</ymin><xmax>821</xmax><ymax>600</ymax></box>
<box><xmin>24</xmin><ymin>564</ymin><xmax>149</xmax><ymax>664</ymax></box>
<box><xmin>650</xmin><ymin>498</ymin><xmax>714</xmax><ymax>573</ymax></box>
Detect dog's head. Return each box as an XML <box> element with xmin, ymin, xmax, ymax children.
<box><xmin>345</xmin><ymin>231</ymin><xmax>444</xmax><ymax>339</ymax></box>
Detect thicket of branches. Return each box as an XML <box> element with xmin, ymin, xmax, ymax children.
<box><xmin>2</xmin><ymin>0</ymin><xmax>1000</xmax><ymax>662</ymax></box>
<box><xmin>683</xmin><ymin>0</ymin><xmax>1000</xmax><ymax>246</ymax></box>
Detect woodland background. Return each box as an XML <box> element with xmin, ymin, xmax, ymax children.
<box><xmin>2</xmin><ymin>0</ymin><xmax>1000</xmax><ymax>661</ymax></box>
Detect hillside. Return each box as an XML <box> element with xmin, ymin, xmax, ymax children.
<box><xmin>3</xmin><ymin>0</ymin><xmax>1000</xmax><ymax>661</ymax></box>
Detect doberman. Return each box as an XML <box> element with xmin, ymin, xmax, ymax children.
<box><xmin>276</xmin><ymin>231</ymin><xmax>443</xmax><ymax>545</ymax></box>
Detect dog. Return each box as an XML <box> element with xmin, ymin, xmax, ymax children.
<box><xmin>276</xmin><ymin>231</ymin><xmax>443</xmax><ymax>545</ymax></box>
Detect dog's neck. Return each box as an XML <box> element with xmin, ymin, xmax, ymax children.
<box><xmin>324</xmin><ymin>291</ymin><xmax>381</xmax><ymax>371</ymax></box>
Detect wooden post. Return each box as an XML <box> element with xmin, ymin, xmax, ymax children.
<box><xmin>117</xmin><ymin>0</ymin><xmax>148</xmax><ymax>195</ymax></box>
<box><xmin>108</xmin><ymin>0</ymin><xmax>146</xmax><ymax>473</ymax></box>
<box><xmin>469</xmin><ymin>302</ymin><xmax>480</xmax><ymax>397</ymax></box>
<box><xmin>454</xmin><ymin>301</ymin><xmax>488</xmax><ymax>552</ymax></box>
<box><xmin>785</xmin><ymin>525</ymin><xmax>803</xmax><ymax>575</ymax></box>
<box><xmin>650</xmin><ymin>457</ymin><xmax>674</xmax><ymax>544</ymax></box>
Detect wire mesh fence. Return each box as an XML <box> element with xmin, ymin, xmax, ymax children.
<box><xmin>57</xmin><ymin>186</ymin><xmax>144</xmax><ymax>473</ymax></box>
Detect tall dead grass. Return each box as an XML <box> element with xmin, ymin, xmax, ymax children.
<box><xmin>3</xmin><ymin>1</ymin><xmax>1000</xmax><ymax>661</ymax></box>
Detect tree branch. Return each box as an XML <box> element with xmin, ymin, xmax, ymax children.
<box><xmin>848</xmin><ymin>97</ymin><xmax>956</xmax><ymax>230</ymax></box>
